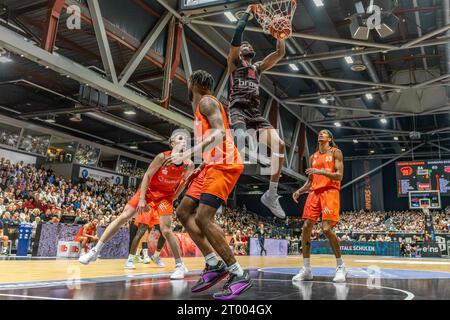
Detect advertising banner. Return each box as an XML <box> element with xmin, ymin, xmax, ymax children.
<box><xmin>311</xmin><ymin>241</ymin><xmax>400</xmax><ymax>256</ymax></box>
<box><xmin>249</xmin><ymin>238</ymin><xmax>288</xmax><ymax>256</ymax></box>
<box><xmin>79</xmin><ymin>166</ymin><xmax>123</xmax><ymax>185</ymax></box>
<box><xmin>0</xmin><ymin>147</ymin><xmax>37</xmax><ymax>165</ymax></box>
<box><xmin>419</xmin><ymin>241</ymin><xmax>442</xmax><ymax>258</ymax></box>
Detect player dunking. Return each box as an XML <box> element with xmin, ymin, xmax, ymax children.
<box><xmin>228</xmin><ymin>5</ymin><xmax>287</xmax><ymax>219</ymax></box>
<box><xmin>171</xmin><ymin>70</ymin><xmax>250</xmax><ymax>300</ymax></box>
<box><xmin>79</xmin><ymin>132</ymin><xmax>194</xmax><ymax>280</ymax></box>
<box><xmin>292</xmin><ymin>130</ymin><xmax>346</xmax><ymax>283</ymax></box>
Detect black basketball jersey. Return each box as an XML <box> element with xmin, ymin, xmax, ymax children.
<box><xmin>229</xmin><ymin>60</ymin><xmax>261</xmax><ymax>108</ymax></box>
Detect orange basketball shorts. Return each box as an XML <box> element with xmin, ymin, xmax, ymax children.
<box><xmin>185</xmin><ymin>164</ymin><xmax>244</xmax><ymax>202</ymax></box>
<box><xmin>128</xmin><ymin>192</ymin><xmax>174</xmax><ymax>228</ymax></box>
<box><xmin>302</xmin><ymin>188</ymin><xmax>340</xmax><ymax>226</ymax></box>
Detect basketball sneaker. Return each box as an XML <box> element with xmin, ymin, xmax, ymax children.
<box><xmin>333</xmin><ymin>265</ymin><xmax>347</xmax><ymax>283</ymax></box>
<box><xmin>191</xmin><ymin>261</ymin><xmax>229</xmax><ymax>293</ymax></box>
<box><xmin>124</xmin><ymin>259</ymin><xmax>136</xmax><ymax>269</ymax></box>
<box><xmin>213</xmin><ymin>271</ymin><xmax>253</xmax><ymax>300</ymax></box>
<box><xmin>151</xmin><ymin>255</ymin><xmax>166</xmax><ymax>268</ymax></box>
<box><xmin>143</xmin><ymin>256</ymin><xmax>151</xmax><ymax>264</ymax></box>
<box><xmin>261</xmin><ymin>191</ymin><xmax>286</xmax><ymax>219</ymax></box>
<box><xmin>292</xmin><ymin>267</ymin><xmax>313</xmax><ymax>281</ymax></box>
<box><xmin>170</xmin><ymin>263</ymin><xmax>188</xmax><ymax>280</ymax></box>
<box><xmin>78</xmin><ymin>248</ymin><xmax>99</xmax><ymax>265</ymax></box>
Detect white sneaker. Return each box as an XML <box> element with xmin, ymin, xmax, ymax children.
<box><xmin>78</xmin><ymin>248</ymin><xmax>99</xmax><ymax>265</ymax></box>
<box><xmin>124</xmin><ymin>259</ymin><xmax>136</xmax><ymax>270</ymax></box>
<box><xmin>333</xmin><ymin>265</ymin><xmax>347</xmax><ymax>283</ymax></box>
<box><xmin>261</xmin><ymin>191</ymin><xmax>286</xmax><ymax>219</ymax></box>
<box><xmin>151</xmin><ymin>255</ymin><xmax>166</xmax><ymax>268</ymax></box>
<box><xmin>143</xmin><ymin>256</ymin><xmax>151</xmax><ymax>264</ymax></box>
<box><xmin>170</xmin><ymin>264</ymin><xmax>188</xmax><ymax>280</ymax></box>
<box><xmin>292</xmin><ymin>267</ymin><xmax>313</xmax><ymax>281</ymax></box>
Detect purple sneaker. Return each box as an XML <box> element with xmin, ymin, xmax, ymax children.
<box><xmin>191</xmin><ymin>261</ymin><xmax>229</xmax><ymax>293</ymax></box>
<box><xmin>213</xmin><ymin>271</ymin><xmax>253</xmax><ymax>300</ymax></box>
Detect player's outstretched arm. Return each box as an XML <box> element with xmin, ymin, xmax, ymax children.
<box><xmin>257</xmin><ymin>39</ymin><xmax>286</xmax><ymax>72</ymax></box>
<box><xmin>228</xmin><ymin>5</ymin><xmax>254</xmax><ymax>74</ymax></box>
<box><xmin>174</xmin><ymin>161</ymin><xmax>195</xmax><ymax>200</ymax></box>
<box><xmin>166</xmin><ymin>98</ymin><xmax>225</xmax><ymax>165</ymax></box>
<box><xmin>292</xmin><ymin>155</ymin><xmax>313</xmax><ymax>203</ymax></box>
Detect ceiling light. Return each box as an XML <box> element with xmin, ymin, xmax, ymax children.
<box><xmin>224</xmin><ymin>11</ymin><xmax>237</xmax><ymax>23</ymax></box>
<box><xmin>289</xmin><ymin>64</ymin><xmax>299</xmax><ymax>71</ymax></box>
<box><xmin>44</xmin><ymin>115</ymin><xmax>56</xmax><ymax>123</ymax></box>
<box><xmin>129</xmin><ymin>144</ymin><xmax>138</xmax><ymax>150</ymax></box>
<box><xmin>401</xmin><ymin>148</ymin><xmax>406</xmax><ymax>152</ymax></box>
<box><xmin>69</xmin><ymin>114</ymin><xmax>82</xmax><ymax>122</ymax></box>
<box><xmin>124</xmin><ymin>110</ymin><xmax>136</xmax><ymax>115</ymax></box>
<box><xmin>334</xmin><ymin>122</ymin><xmax>342</xmax><ymax>127</ymax></box>
<box><xmin>353</xmin><ymin>139</ymin><xmax>359</xmax><ymax>144</ymax></box>
<box><xmin>320</xmin><ymin>98</ymin><xmax>328</xmax><ymax>104</ymax></box>
<box><xmin>345</xmin><ymin>56</ymin><xmax>354</xmax><ymax>64</ymax></box>
<box><xmin>0</xmin><ymin>55</ymin><xmax>12</xmax><ymax>63</ymax></box>
<box><xmin>380</xmin><ymin>117</ymin><xmax>388</xmax><ymax>124</ymax></box>
<box><xmin>370</xmin><ymin>150</ymin><xmax>375</xmax><ymax>154</ymax></box>
<box><xmin>313</xmin><ymin>0</ymin><xmax>324</xmax><ymax>7</ymax></box>
<box><xmin>394</xmin><ymin>136</ymin><xmax>399</xmax><ymax>141</ymax></box>
<box><xmin>365</xmin><ymin>93</ymin><xmax>374</xmax><ymax>100</ymax></box>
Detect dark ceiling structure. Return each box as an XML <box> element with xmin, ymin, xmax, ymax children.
<box><xmin>0</xmin><ymin>0</ymin><xmax>449</xmax><ymax>194</ymax></box>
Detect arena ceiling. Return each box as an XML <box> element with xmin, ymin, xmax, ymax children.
<box><xmin>0</xmin><ymin>0</ymin><xmax>449</xmax><ymax>193</ymax></box>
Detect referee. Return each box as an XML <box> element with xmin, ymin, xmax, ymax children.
<box><xmin>255</xmin><ymin>223</ymin><xmax>267</xmax><ymax>256</ymax></box>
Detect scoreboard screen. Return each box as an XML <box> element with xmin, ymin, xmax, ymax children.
<box><xmin>395</xmin><ymin>160</ymin><xmax>450</xmax><ymax>196</ymax></box>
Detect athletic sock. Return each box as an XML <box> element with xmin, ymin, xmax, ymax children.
<box><xmin>94</xmin><ymin>241</ymin><xmax>104</xmax><ymax>252</ymax></box>
<box><xmin>127</xmin><ymin>254</ymin><xmax>134</xmax><ymax>261</ymax></box>
<box><xmin>268</xmin><ymin>181</ymin><xmax>279</xmax><ymax>197</ymax></box>
<box><xmin>336</xmin><ymin>258</ymin><xmax>344</xmax><ymax>267</ymax></box>
<box><xmin>228</xmin><ymin>262</ymin><xmax>244</xmax><ymax>277</ymax></box>
<box><xmin>142</xmin><ymin>249</ymin><xmax>149</xmax><ymax>258</ymax></box>
<box><xmin>204</xmin><ymin>252</ymin><xmax>219</xmax><ymax>267</ymax></box>
<box><xmin>153</xmin><ymin>251</ymin><xmax>160</xmax><ymax>258</ymax></box>
<box><xmin>303</xmin><ymin>258</ymin><xmax>311</xmax><ymax>269</ymax></box>
<box><xmin>136</xmin><ymin>248</ymin><xmax>142</xmax><ymax>257</ymax></box>
<box><xmin>175</xmin><ymin>258</ymin><xmax>183</xmax><ymax>267</ymax></box>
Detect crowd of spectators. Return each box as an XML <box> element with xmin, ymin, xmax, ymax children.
<box><xmin>336</xmin><ymin>210</ymin><xmax>450</xmax><ymax>234</ymax></box>
<box><xmin>1</xmin><ymin>157</ymin><xmax>450</xmax><ymax>256</ymax></box>
<box><xmin>0</xmin><ymin>157</ymin><xmax>135</xmax><ymax>239</ymax></box>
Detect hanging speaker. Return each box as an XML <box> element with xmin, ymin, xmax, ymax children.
<box><xmin>349</xmin><ymin>15</ymin><xmax>370</xmax><ymax>40</ymax></box>
<box><xmin>375</xmin><ymin>14</ymin><xmax>399</xmax><ymax>38</ymax></box>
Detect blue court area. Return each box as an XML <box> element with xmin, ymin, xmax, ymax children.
<box><xmin>260</xmin><ymin>267</ymin><xmax>450</xmax><ymax>280</ymax></box>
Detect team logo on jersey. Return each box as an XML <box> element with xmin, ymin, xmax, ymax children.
<box><xmin>325</xmin><ymin>156</ymin><xmax>333</xmax><ymax>162</ymax></box>
<box><xmin>158</xmin><ymin>201</ymin><xmax>169</xmax><ymax>211</ymax></box>
<box><xmin>162</xmin><ymin>167</ymin><xmax>168</xmax><ymax>175</ymax></box>
<box><xmin>323</xmin><ymin>207</ymin><xmax>334</xmax><ymax>215</ymax></box>
<box><xmin>248</xmin><ymin>68</ymin><xmax>256</xmax><ymax>79</ymax></box>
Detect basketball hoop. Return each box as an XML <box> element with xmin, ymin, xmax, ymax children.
<box><xmin>253</xmin><ymin>0</ymin><xmax>297</xmax><ymax>40</ymax></box>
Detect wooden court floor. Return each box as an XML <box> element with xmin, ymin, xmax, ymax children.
<box><xmin>0</xmin><ymin>255</ymin><xmax>449</xmax><ymax>284</ymax></box>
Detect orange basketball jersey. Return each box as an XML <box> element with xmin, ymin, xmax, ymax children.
<box><xmin>74</xmin><ymin>223</ymin><xmax>96</xmax><ymax>241</ymax></box>
<box><xmin>194</xmin><ymin>95</ymin><xmax>242</xmax><ymax>168</ymax></box>
<box><xmin>310</xmin><ymin>147</ymin><xmax>341</xmax><ymax>192</ymax></box>
<box><xmin>147</xmin><ymin>151</ymin><xmax>189</xmax><ymax>199</ymax></box>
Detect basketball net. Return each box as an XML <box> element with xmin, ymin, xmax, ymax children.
<box><xmin>254</xmin><ymin>0</ymin><xmax>297</xmax><ymax>40</ymax></box>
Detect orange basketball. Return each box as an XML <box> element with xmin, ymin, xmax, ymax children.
<box><xmin>269</xmin><ymin>15</ymin><xmax>292</xmax><ymax>40</ymax></box>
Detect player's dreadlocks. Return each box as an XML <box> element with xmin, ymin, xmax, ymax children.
<box><xmin>189</xmin><ymin>70</ymin><xmax>215</xmax><ymax>92</ymax></box>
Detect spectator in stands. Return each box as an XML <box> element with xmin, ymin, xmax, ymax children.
<box><xmin>0</xmin><ymin>219</ymin><xmax>9</xmax><ymax>255</ymax></box>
